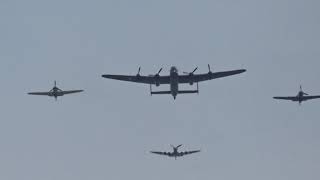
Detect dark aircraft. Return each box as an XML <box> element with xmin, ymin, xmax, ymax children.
<box><xmin>150</xmin><ymin>144</ymin><xmax>200</xmax><ymax>160</ymax></box>
<box><xmin>273</xmin><ymin>85</ymin><xmax>320</xmax><ymax>105</ymax></box>
<box><xmin>102</xmin><ymin>65</ymin><xmax>246</xmax><ymax>99</ymax></box>
<box><xmin>28</xmin><ymin>81</ymin><xmax>83</xmax><ymax>100</ymax></box>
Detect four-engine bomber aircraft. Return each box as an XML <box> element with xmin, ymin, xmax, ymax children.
<box><xmin>150</xmin><ymin>144</ymin><xmax>200</xmax><ymax>160</ymax></box>
<box><xmin>28</xmin><ymin>81</ymin><xmax>84</xmax><ymax>100</ymax></box>
<box><xmin>102</xmin><ymin>65</ymin><xmax>246</xmax><ymax>99</ymax></box>
<box><xmin>273</xmin><ymin>85</ymin><xmax>320</xmax><ymax>105</ymax></box>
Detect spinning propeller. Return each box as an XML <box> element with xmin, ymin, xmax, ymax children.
<box><xmin>208</xmin><ymin>64</ymin><xmax>213</xmax><ymax>74</ymax></box>
<box><xmin>155</xmin><ymin>68</ymin><xmax>162</xmax><ymax>77</ymax></box>
<box><xmin>51</xmin><ymin>81</ymin><xmax>62</xmax><ymax>92</ymax></box>
<box><xmin>136</xmin><ymin>67</ymin><xmax>141</xmax><ymax>76</ymax></box>
<box><xmin>183</xmin><ymin>67</ymin><xmax>198</xmax><ymax>76</ymax></box>
<box><xmin>183</xmin><ymin>67</ymin><xmax>198</xmax><ymax>85</ymax></box>
<box><xmin>147</xmin><ymin>68</ymin><xmax>163</xmax><ymax>86</ymax></box>
<box><xmin>300</xmin><ymin>85</ymin><xmax>309</xmax><ymax>95</ymax></box>
<box><xmin>171</xmin><ymin>144</ymin><xmax>183</xmax><ymax>150</ymax></box>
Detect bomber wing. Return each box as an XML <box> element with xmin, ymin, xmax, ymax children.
<box><xmin>150</xmin><ymin>151</ymin><xmax>172</xmax><ymax>157</ymax></box>
<box><xmin>102</xmin><ymin>75</ymin><xmax>170</xmax><ymax>84</ymax></box>
<box><xmin>179</xmin><ymin>150</ymin><xmax>201</xmax><ymax>156</ymax></box>
<box><xmin>178</xmin><ymin>69</ymin><xmax>246</xmax><ymax>84</ymax></box>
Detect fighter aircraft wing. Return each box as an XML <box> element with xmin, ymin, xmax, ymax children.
<box><xmin>179</xmin><ymin>150</ymin><xmax>201</xmax><ymax>156</ymax></box>
<box><xmin>150</xmin><ymin>151</ymin><xmax>172</xmax><ymax>156</ymax></box>
<box><xmin>273</xmin><ymin>96</ymin><xmax>298</xmax><ymax>101</ymax></box>
<box><xmin>61</xmin><ymin>90</ymin><xmax>84</xmax><ymax>95</ymax></box>
<box><xmin>301</xmin><ymin>95</ymin><xmax>320</xmax><ymax>101</ymax></box>
<box><xmin>102</xmin><ymin>75</ymin><xmax>170</xmax><ymax>84</ymax></box>
<box><xmin>178</xmin><ymin>69</ymin><xmax>246</xmax><ymax>84</ymax></box>
<box><xmin>28</xmin><ymin>92</ymin><xmax>52</xmax><ymax>96</ymax></box>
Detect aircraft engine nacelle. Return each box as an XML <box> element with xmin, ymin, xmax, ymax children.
<box><xmin>189</xmin><ymin>77</ymin><xmax>195</xmax><ymax>85</ymax></box>
<box><xmin>153</xmin><ymin>68</ymin><xmax>162</xmax><ymax>87</ymax></box>
<box><xmin>154</xmin><ymin>77</ymin><xmax>160</xmax><ymax>86</ymax></box>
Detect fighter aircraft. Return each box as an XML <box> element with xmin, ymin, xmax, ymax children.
<box><xmin>273</xmin><ymin>85</ymin><xmax>320</xmax><ymax>105</ymax></box>
<box><xmin>150</xmin><ymin>144</ymin><xmax>200</xmax><ymax>160</ymax></box>
<box><xmin>102</xmin><ymin>65</ymin><xmax>246</xmax><ymax>99</ymax></box>
<box><xmin>28</xmin><ymin>81</ymin><xmax>83</xmax><ymax>100</ymax></box>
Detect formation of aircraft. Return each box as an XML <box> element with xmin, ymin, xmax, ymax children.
<box><xmin>150</xmin><ymin>144</ymin><xmax>200</xmax><ymax>160</ymax></box>
<box><xmin>27</xmin><ymin>65</ymin><xmax>320</xmax><ymax>160</ymax></box>
<box><xmin>273</xmin><ymin>85</ymin><xmax>320</xmax><ymax>105</ymax></box>
<box><xmin>102</xmin><ymin>65</ymin><xmax>246</xmax><ymax>99</ymax></box>
<box><xmin>28</xmin><ymin>81</ymin><xmax>84</xmax><ymax>100</ymax></box>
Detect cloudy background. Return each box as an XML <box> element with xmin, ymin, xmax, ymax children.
<box><xmin>1</xmin><ymin>0</ymin><xmax>320</xmax><ymax>180</ymax></box>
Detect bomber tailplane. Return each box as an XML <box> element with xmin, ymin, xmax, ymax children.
<box><xmin>151</xmin><ymin>91</ymin><xmax>171</xmax><ymax>95</ymax></box>
<box><xmin>151</xmin><ymin>90</ymin><xmax>198</xmax><ymax>95</ymax></box>
<box><xmin>178</xmin><ymin>90</ymin><xmax>198</xmax><ymax>94</ymax></box>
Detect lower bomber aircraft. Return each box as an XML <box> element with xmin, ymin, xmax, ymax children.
<box><xmin>28</xmin><ymin>81</ymin><xmax>83</xmax><ymax>100</ymax></box>
<box><xmin>273</xmin><ymin>85</ymin><xmax>320</xmax><ymax>105</ymax></box>
<box><xmin>150</xmin><ymin>144</ymin><xmax>200</xmax><ymax>160</ymax></box>
<box><xmin>102</xmin><ymin>65</ymin><xmax>246</xmax><ymax>99</ymax></box>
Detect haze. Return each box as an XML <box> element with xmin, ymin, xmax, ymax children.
<box><xmin>0</xmin><ymin>0</ymin><xmax>320</xmax><ymax>180</ymax></box>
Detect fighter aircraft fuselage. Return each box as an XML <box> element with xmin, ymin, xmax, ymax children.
<box><xmin>297</xmin><ymin>91</ymin><xmax>304</xmax><ymax>103</ymax></box>
<box><xmin>49</xmin><ymin>88</ymin><xmax>63</xmax><ymax>98</ymax></box>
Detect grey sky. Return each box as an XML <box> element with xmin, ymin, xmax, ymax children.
<box><xmin>1</xmin><ymin>0</ymin><xmax>320</xmax><ymax>180</ymax></box>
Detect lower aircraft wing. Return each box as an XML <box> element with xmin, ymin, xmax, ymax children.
<box><xmin>302</xmin><ymin>95</ymin><xmax>320</xmax><ymax>101</ymax></box>
<box><xmin>61</xmin><ymin>90</ymin><xmax>84</xmax><ymax>95</ymax></box>
<box><xmin>28</xmin><ymin>92</ymin><xmax>52</xmax><ymax>96</ymax></box>
<box><xmin>179</xmin><ymin>150</ymin><xmax>201</xmax><ymax>156</ymax></box>
<box><xmin>102</xmin><ymin>75</ymin><xmax>170</xmax><ymax>84</ymax></box>
<box><xmin>273</xmin><ymin>96</ymin><xmax>298</xmax><ymax>101</ymax></box>
<box><xmin>178</xmin><ymin>69</ymin><xmax>246</xmax><ymax>84</ymax></box>
<box><xmin>150</xmin><ymin>151</ymin><xmax>172</xmax><ymax>156</ymax></box>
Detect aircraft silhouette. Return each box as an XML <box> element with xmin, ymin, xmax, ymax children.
<box><xmin>102</xmin><ymin>65</ymin><xmax>246</xmax><ymax>99</ymax></box>
<box><xmin>273</xmin><ymin>85</ymin><xmax>320</xmax><ymax>105</ymax></box>
<box><xmin>28</xmin><ymin>81</ymin><xmax>83</xmax><ymax>100</ymax></box>
<box><xmin>150</xmin><ymin>144</ymin><xmax>200</xmax><ymax>160</ymax></box>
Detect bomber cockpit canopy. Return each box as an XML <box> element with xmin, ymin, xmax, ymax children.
<box><xmin>170</xmin><ymin>66</ymin><xmax>178</xmax><ymax>73</ymax></box>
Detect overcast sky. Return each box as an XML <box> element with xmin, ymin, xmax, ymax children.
<box><xmin>1</xmin><ymin>0</ymin><xmax>320</xmax><ymax>180</ymax></box>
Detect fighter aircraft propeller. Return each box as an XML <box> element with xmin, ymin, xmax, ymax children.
<box><xmin>300</xmin><ymin>85</ymin><xmax>309</xmax><ymax>95</ymax></box>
